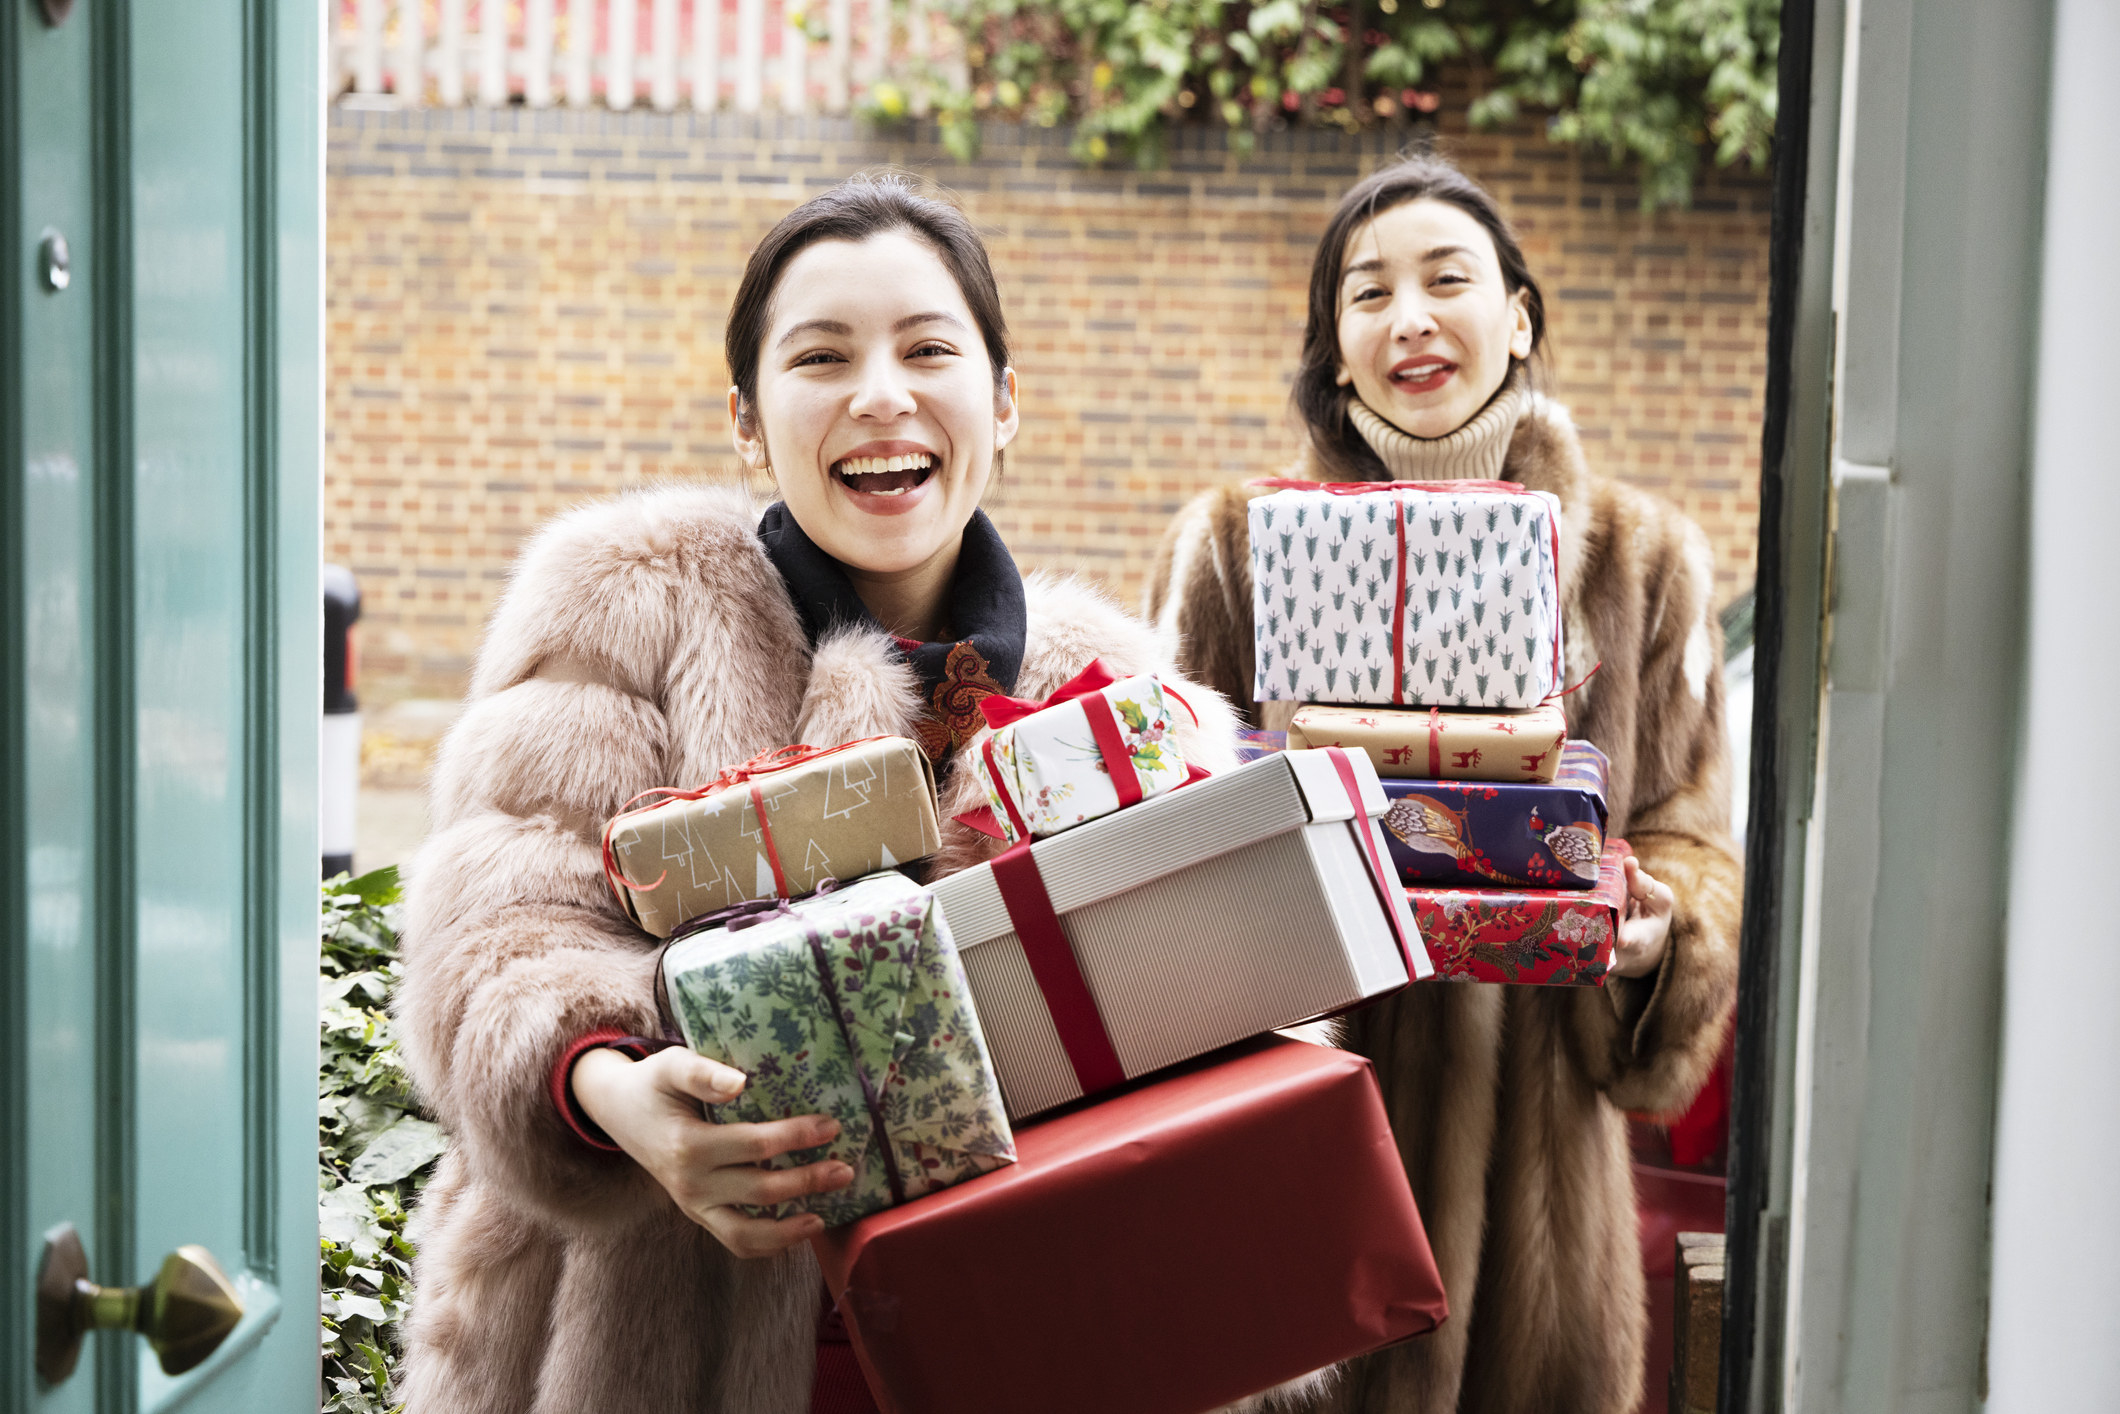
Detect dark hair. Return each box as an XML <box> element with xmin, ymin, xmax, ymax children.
<box><xmin>1293</xmin><ymin>154</ymin><xmax>1547</xmax><ymax>478</ymax></box>
<box><xmin>725</xmin><ymin>171</ymin><xmax>1011</xmax><ymax>434</ymax></box>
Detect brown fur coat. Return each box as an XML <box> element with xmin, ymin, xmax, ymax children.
<box><xmin>394</xmin><ymin>484</ymin><xmax>1248</xmax><ymax>1413</ymax></box>
<box><xmin>1145</xmin><ymin>394</ymin><xmax>1743</xmax><ymax>1414</ymax></box>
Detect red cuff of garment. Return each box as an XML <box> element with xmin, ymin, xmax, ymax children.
<box><xmin>550</xmin><ymin>1029</ymin><xmax>679</xmax><ymax>1151</ymax></box>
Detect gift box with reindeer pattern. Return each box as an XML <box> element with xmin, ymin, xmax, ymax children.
<box><xmin>1247</xmin><ymin>481</ymin><xmax>1564</xmax><ymax>709</ymax></box>
<box><xmin>1286</xmin><ymin>702</ymin><xmax>1569</xmax><ymax>783</ymax></box>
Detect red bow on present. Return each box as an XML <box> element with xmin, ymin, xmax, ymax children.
<box><xmin>960</xmin><ymin>659</ymin><xmax>1205</xmax><ymax>843</ymax></box>
<box><xmin>974</xmin><ymin>657</ymin><xmax>1200</xmax><ymax>733</ymax></box>
<box><xmin>600</xmin><ymin>737</ymin><xmax>894</xmax><ymax>912</ymax></box>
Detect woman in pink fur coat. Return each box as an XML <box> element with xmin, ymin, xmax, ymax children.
<box><xmin>392</xmin><ymin>174</ymin><xmax>1241</xmax><ymax>1413</ymax></box>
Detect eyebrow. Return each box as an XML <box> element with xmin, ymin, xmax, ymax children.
<box><xmin>1340</xmin><ymin>245</ymin><xmax>1476</xmax><ymax>281</ymax></box>
<box><xmin>775</xmin><ymin>310</ymin><xmax>967</xmax><ymax>348</ymax></box>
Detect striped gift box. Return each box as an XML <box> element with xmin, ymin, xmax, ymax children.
<box><xmin>931</xmin><ymin>749</ymin><xmax>1427</xmax><ymax>1119</ymax></box>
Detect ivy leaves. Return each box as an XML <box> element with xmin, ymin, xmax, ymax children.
<box><xmin>1537</xmin><ymin>0</ymin><xmax>1780</xmax><ymax>207</ymax></box>
<box><xmin>860</xmin><ymin>0</ymin><xmax>1777</xmax><ymax>206</ymax></box>
<box><xmin>319</xmin><ymin>866</ymin><xmax>437</xmax><ymax>1414</ymax></box>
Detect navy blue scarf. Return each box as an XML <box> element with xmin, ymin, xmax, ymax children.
<box><xmin>758</xmin><ymin>502</ymin><xmax>1027</xmax><ymax>762</ymax></box>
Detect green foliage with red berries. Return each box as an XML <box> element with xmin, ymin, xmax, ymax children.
<box><xmin>860</xmin><ymin>0</ymin><xmax>1778</xmax><ymax>208</ymax></box>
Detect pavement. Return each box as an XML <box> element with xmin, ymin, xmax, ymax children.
<box><xmin>354</xmin><ymin>784</ymin><xmax>430</xmax><ymax>878</ymax></box>
<box><xmin>347</xmin><ymin>697</ymin><xmax>457</xmax><ymax>881</ymax></box>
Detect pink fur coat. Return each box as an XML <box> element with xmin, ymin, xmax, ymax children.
<box><xmin>392</xmin><ymin>484</ymin><xmax>1245</xmax><ymax>1413</ymax></box>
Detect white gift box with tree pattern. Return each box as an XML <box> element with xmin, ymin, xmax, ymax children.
<box><xmin>1248</xmin><ymin>482</ymin><xmax>1564</xmax><ymax>709</ymax></box>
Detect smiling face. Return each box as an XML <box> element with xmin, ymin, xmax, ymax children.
<box><xmin>732</xmin><ymin>229</ymin><xmax>1019</xmax><ymax>582</ymax></box>
<box><xmin>1334</xmin><ymin>199</ymin><xmax>1534</xmax><ymax>439</ymax></box>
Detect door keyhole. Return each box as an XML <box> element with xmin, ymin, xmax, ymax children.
<box><xmin>38</xmin><ymin>229</ymin><xmax>70</xmax><ymax>293</ymax></box>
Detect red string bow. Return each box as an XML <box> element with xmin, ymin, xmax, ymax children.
<box><xmin>1247</xmin><ymin>477</ymin><xmax>1531</xmax><ymax>496</ymax></box>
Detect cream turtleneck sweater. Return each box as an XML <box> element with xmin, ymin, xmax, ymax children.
<box><xmin>1344</xmin><ymin>365</ymin><xmax>1531</xmax><ymax>482</ymax></box>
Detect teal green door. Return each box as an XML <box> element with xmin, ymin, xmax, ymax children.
<box><xmin>3</xmin><ymin>1</ymin><xmax>320</xmax><ymax>1410</ymax></box>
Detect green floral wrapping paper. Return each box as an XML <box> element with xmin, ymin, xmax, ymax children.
<box><xmin>661</xmin><ymin>871</ymin><xmax>1016</xmax><ymax>1227</ymax></box>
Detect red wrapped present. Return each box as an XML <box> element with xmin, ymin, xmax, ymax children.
<box><xmin>1408</xmin><ymin>838</ymin><xmax>1630</xmax><ymax>986</ymax></box>
<box><xmin>813</xmin><ymin>1037</ymin><xmax>1447</xmax><ymax>1414</ymax></box>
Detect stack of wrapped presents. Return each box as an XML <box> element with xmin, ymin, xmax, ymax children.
<box><xmin>1241</xmin><ymin>478</ymin><xmax>1629</xmax><ymax>988</ymax></box>
<box><xmin>600</xmin><ymin>670</ymin><xmax>1443</xmax><ymax>1414</ymax></box>
<box><xmin>587</xmin><ymin>479</ymin><xmax>1623</xmax><ymax>1412</ymax></box>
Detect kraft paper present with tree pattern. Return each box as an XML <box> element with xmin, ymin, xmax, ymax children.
<box><xmin>1247</xmin><ymin>480</ymin><xmax>1565</xmax><ymax>709</ymax></box>
<box><xmin>605</xmin><ymin>737</ymin><xmax>943</xmax><ymax>939</ymax></box>
<box><xmin>660</xmin><ymin>871</ymin><xmax>1017</xmax><ymax>1227</ymax></box>
<box><xmin>967</xmin><ymin>664</ymin><xmax>1191</xmax><ymax>845</ymax></box>
<box><xmin>1286</xmin><ymin>702</ymin><xmax>1570</xmax><ymax>783</ymax></box>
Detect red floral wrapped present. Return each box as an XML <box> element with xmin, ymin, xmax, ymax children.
<box><xmin>1408</xmin><ymin>838</ymin><xmax>1630</xmax><ymax>986</ymax></box>
<box><xmin>813</xmin><ymin>1036</ymin><xmax>1448</xmax><ymax>1414</ymax></box>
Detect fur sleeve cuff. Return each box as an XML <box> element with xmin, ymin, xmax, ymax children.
<box><xmin>1571</xmin><ymin>831</ymin><xmax>1739</xmax><ymax>1114</ymax></box>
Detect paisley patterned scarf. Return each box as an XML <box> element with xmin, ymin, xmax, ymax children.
<box><xmin>758</xmin><ymin>501</ymin><xmax>1027</xmax><ymax>763</ymax></box>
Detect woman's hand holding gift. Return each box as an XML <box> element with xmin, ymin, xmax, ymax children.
<box><xmin>1610</xmin><ymin>854</ymin><xmax>1676</xmax><ymax>980</ymax></box>
<box><xmin>571</xmin><ymin>1046</ymin><xmax>855</xmax><ymax>1258</ymax></box>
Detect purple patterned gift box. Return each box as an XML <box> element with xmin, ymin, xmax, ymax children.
<box><xmin>1378</xmin><ymin>741</ymin><xmax>1610</xmax><ymax>891</ymax></box>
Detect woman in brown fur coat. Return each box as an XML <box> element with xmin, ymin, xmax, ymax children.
<box><xmin>1145</xmin><ymin>157</ymin><xmax>1743</xmax><ymax>1414</ymax></box>
<box><xmin>392</xmin><ymin>176</ymin><xmax>1243</xmax><ymax>1413</ymax></box>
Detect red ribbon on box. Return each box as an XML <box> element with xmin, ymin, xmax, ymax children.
<box><xmin>1250</xmin><ymin>477</ymin><xmax>1564</xmax><ymax>706</ymax></box>
<box><xmin>1323</xmin><ymin>746</ymin><xmax>1424</xmax><ymax>984</ymax></box>
<box><xmin>990</xmin><ymin>841</ymin><xmax>1128</xmax><ymax>1097</ymax></box>
<box><xmin>599</xmin><ymin>737</ymin><xmax>894</xmax><ymax>910</ymax></box>
<box><xmin>965</xmin><ymin>658</ymin><xmax>1205</xmax><ymax>843</ymax></box>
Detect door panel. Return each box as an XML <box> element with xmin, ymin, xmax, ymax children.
<box><xmin>132</xmin><ymin>0</ymin><xmax>260</xmax><ymax>1363</ymax></box>
<box><xmin>4</xmin><ymin>1</ymin><xmax>321</xmax><ymax>1411</ymax></box>
<box><xmin>11</xmin><ymin>5</ymin><xmax>106</xmax><ymax>1413</ymax></box>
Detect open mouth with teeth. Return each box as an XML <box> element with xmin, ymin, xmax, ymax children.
<box><xmin>1392</xmin><ymin>361</ymin><xmax>1456</xmax><ymax>391</ymax></box>
<box><xmin>834</xmin><ymin>452</ymin><xmax>938</xmax><ymax>497</ymax></box>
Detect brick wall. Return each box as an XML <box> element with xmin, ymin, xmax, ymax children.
<box><xmin>328</xmin><ymin>105</ymin><xmax>1769</xmax><ymax>705</ymax></box>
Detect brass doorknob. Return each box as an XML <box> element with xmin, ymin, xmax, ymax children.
<box><xmin>35</xmin><ymin>1223</ymin><xmax>245</xmax><ymax>1385</ymax></box>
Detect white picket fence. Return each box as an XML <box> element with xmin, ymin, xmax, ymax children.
<box><xmin>331</xmin><ymin>0</ymin><xmax>966</xmax><ymax>114</ymax></box>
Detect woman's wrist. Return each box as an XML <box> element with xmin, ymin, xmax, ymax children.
<box><xmin>570</xmin><ymin>1045</ymin><xmax>636</xmax><ymax>1140</ymax></box>
<box><xmin>554</xmin><ymin>1033</ymin><xmax>678</xmax><ymax>1151</ymax></box>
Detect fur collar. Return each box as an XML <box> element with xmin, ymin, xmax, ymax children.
<box><xmin>1499</xmin><ymin>392</ymin><xmax>1595</xmax><ymax>611</ymax></box>
<box><xmin>466</xmin><ymin>480</ymin><xmax>1209</xmax><ymax>785</ymax></box>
